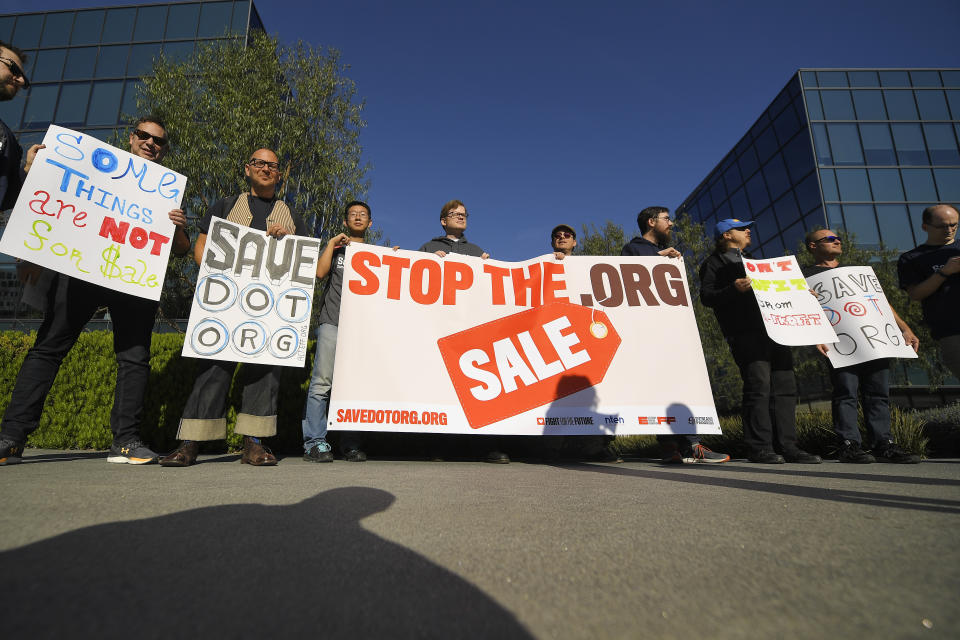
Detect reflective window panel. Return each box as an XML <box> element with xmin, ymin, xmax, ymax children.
<box><xmin>22</xmin><ymin>84</ymin><xmax>58</xmax><ymax>129</ymax></box>
<box><xmin>166</xmin><ymin>3</ymin><xmax>201</xmax><ymax>39</ymax></box>
<box><xmin>851</xmin><ymin>90</ymin><xmax>886</xmax><ymax>120</ymax></box>
<box><xmin>63</xmin><ymin>47</ymin><xmax>98</xmax><ymax>81</ymax></box>
<box><xmin>71</xmin><ymin>10</ymin><xmax>104</xmax><ymax>45</ymax></box>
<box><xmin>859</xmin><ymin>123</ymin><xmax>896</xmax><ymax>165</ymax></box>
<box><xmin>923</xmin><ymin>123</ymin><xmax>960</xmax><ymax>165</ymax></box>
<box><xmin>884</xmin><ymin>90</ymin><xmax>919</xmax><ymax>119</ymax></box>
<box><xmin>901</xmin><ymin>169</ymin><xmax>938</xmax><ymax>201</ymax></box>
<box><xmin>134</xmin><ymin>5</ymin><xmax>168</xmax><ymax>41</ymax></box>
<box><xmin>41</xmin><ymin>12</ymin><xmax>74</xmax><ymax>47</ymax></box>
<box><xmin>821</xmin><ymin>90</ymin><xmax>855</xmax><ymax>119</ymax></box>
<box><xmin>890</xmin><ymin>124</ymin><xmax>929</xmax><ymax>165</ymax></box>
<box><xmin>55</xmin><ymin>82</ymin><xmax>91</xmax><ymax>127</ymax></box>
<box><xmin>933</xmin><ymin>169</ymin><xmax>960</xmax><ymax>202</ymax></box>
<box><xmin>867</xmin><ymin>168</ymin><xmax>904</xmax><ymax>201</ymax></box>
<box><xmin>32</xmin><ymin>49</ymin><xmax>67</xmax><ymax>83</ymax></box>
<box><xmin>102</xmin><ymin>8</ymin><xmax>136</xmax><ymax>44</ymax></box>
<box><xmin>198</xmin><ymin>1</ymin><xmax>234</xmax><ymax>38</ymax></box>
<box><xmin>875</xmin><ymin>204</ymin><xmax>916</xmax><ymax>249</ymax></box>
<box><xmin>12</xmin><ymin>14</ymin><xmax>44</xmax><ymax>49</ymax></box>
<box><xmin>826</xmin><ymin>123</ymin><xmax>864</xmax><ymax>165</ymax></box>
<box><xmin>87</xmin><ymin>80</ymin><xmax>123</xmax><ymax>125</ymax></box>
<box><xmin>820</xmin><ymin>169</ymin><xmax>839</xmax><ymax>201</ymax></box>
<box><xmin>836</xmin><ymin>168</ymin><xmax>871</xmax><ymax>201</ymax></box>
<box><xmin>842</xmin><ymin>204</ymin><xmax>880</xmax><ymax>246</ymax></box>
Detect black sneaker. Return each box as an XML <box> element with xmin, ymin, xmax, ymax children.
<box><xmin>107</xmin><ymin>439</ymin><xmax>158</xmax><ymax>465</ymax></box>
<box><xmin>344</xmin><ymin>448</ymin><xmax>367</xmax><ymax>462</ymax></box>
<box><xmin>838</xmin><ymin>440</ymin><xmax>875</xmax><ymax>464</ymax></box>
<box><xmin>304</xmin><ymin>440</ymin><xmax>334</xmax><ymax>463</ymax></box>
<box><xmin>0</xmin><ymin>438</ymin><xmax>24</xmax><ymax>466</ymax></box>
<box><xmin>873</xmin><ymin>441</ymin><xmax>921</xmax><ymax>464</ymax></box>
<box><xmin>749</xmin><ymin>450</ymin><xmax>785</xmax><ymax>464</ymax></box>
<box><xmin>783</xmin><ymin>449</ymin><xmax>822</xmax><ymax>464</ymax></box>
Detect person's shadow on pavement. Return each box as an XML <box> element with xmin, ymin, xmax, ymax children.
<box><xmin>1</xmin><ymin>487</ymin><xmax>532</xmax><ymax>639</ymax></box>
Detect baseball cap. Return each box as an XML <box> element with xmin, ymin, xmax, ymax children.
<box><xmin>714</xmin><ymin>218</ymin><xmax>754</xmax><ymax>238</ymax></box>
<box><xmin>551</xmin><ymin>224</ymin><xmax>576</xmax><ymax>238</ymax></box>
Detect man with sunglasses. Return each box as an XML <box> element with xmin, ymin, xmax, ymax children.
<box><xmin>700</xmin><ymin>219</ymin><xmax>821</xmax><ymax>464</ymax></box>
<box><xmin>0</xmin><ymin>114</ymin><xmax>189</xmax><ymax>467</ymax></box>
<box><xmin>162</xmin><ymin>148</ymin><xmax>307</xmax><ymax>467</ymax></box>
<box><xmin>0</xmin><ymin>40</ymin><xmax>42</xmax><ymax>212</ymax></box>
<box><xmin>621</xmin><ymin>207</ymin><xmax>729</xmax><ymax>463</ymax></box>
<box><xmin>898</xmin><ymin>204</ymin><xmax>960</xmax><ymax>380</ymax></box>
<box><xmin>804</xmin><ymin>229</ymin><xmax>920</xmax><ymax>463</ymax></box>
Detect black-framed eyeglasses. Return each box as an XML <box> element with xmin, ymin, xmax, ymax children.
<box><xmin>132</xmin><ymin>128</ymin><xmax>168</xmax><ymax>147</ymax></box>
<box><xmin>247</xmin><ymin>158</ymin><xmax>280</xmax><ymax>171</ymax></box>
<box><xmin>553</xmin><ymin>231</ymin><xmax>574</xmax><ymax>239</ymax></box>
<box><xmin>655</xmin><ymin>215</ymin><xmax>672</xmax><ymax>222</ymax></box>
<box><xmin>929</xmin><ymin>222</ymin><xmax>959</xmax><ymax>230</ymax></box>
<box><xmin>0</xmin><ymin>56</ymin><xmax>30</xmax><ymax>89</ymax></box>
<box><xmin>814</xmin><ymin>235</ymin><xmax>842</xmax><ymax>244</ymax></box>
<box><xmin>445</xmin><ymin>212</ymin><xmax>468</xmax><ymax>220</ymax></box>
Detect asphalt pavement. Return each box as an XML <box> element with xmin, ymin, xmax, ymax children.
<box><xmin>1</xmin><ymin>451</ymin><xmax>958</xmax><ymax>639</ymax></box>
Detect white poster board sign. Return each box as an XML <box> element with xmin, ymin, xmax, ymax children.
<box><xmin>182</xmin><ymin>218</ymin><xmax>321</xmax><ymax>367</ymax></box>
<box><xmin>328</xmin><ymin>245</ymin><xmax>722</xmax><ymax>436</ymax></box>
<box><xmin>0</xmin><ymin>125</ymin><xmax>186</xmax><ymax>300</ymax></box>
<box><xmin>743</xmin><ymin>255</ymin><xmax>837</xmax><ymax>346</ymax></box>
<box><xmin>806</xmin><ymin>266</ymin><xmax>918</xmax><ymax>367</ymax></box>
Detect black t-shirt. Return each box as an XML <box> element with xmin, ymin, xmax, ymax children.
<box><xmin>801</xmin><ymin>264</ymin><xmax>833</xmax><ymax>277</ymax></box>
<box><xmin>897</xmin><ymin>240</ymin><xmax>960</xmax><ymax>339</ymax></box>
<box><xmin>317</xmin><ymin>245</ymin><xmax>346</xmax><ymax>327</ymax></box>
<box><xmin>620</xmin><ymin>236</ymin><xmax>661</xmax><ymax>257</ymax></box>
<box><xmin>199</xmin><ymin>194</ymin><xmax>307</xmax><ymax>235</ymax></box>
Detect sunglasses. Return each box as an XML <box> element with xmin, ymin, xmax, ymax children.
<box><xmin>132</xmin><ymin>128</ymin><xmax>168</xmax><ymax>147</ymax></box>
<box><xmin>814</xmin><ymin>235</ymin><xmax>842</xmax><ymax>244</ymax></box>
<box><xmin>553</xmin><ymin>231</ymin><xmax>574</xmax><ymax>239</ymax></box>
<box><xmin>0</xmin><ymin>56</ymin><xmax>29</xmax><ymax>89</ymax></box>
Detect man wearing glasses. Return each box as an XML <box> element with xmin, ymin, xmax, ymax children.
<box><xmin>300</xmin><ymin>200</ymin><xmax>373</xmax><ymax>464</ymax></box>
<box><xmin>898</xmin><ymin>204</ymin><xmax>960</xmax><ymax>380</ymax></box>
<box><xmin>162</xmin><ymin>148</ymin><xmax>307</xmax><ymax>467</ymax></box>
<box><xmin>0</xmin><ymin>40</ymin><xmax>42</xmax><ymax>212</ymax></box>
<box><xmin>0</xmin><ymin>114</ymin><xmax>188</xmax><ymax>466</ymax></box>
<box><xmin>621</xmin><ymin>206</ymin><xmax>729</xmax><ymax>463</ymax></box>
<box><xmin>418</xmin><ymin>199</ymin><xmax>489</xmax><ymax>259</ymax></box>
<box><xmin>804</xmin><ymin>229</ymin><xmax>920</xmax><ymax>463</ymax></box>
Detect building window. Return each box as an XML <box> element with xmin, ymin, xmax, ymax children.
<box><xmin>71</xmin><ymin>10</ymin><xmax>105</xmax><ymax>45</ymax></box>
<box><xmin>166</xmin><ymin>3</ymin><xmax>201</xmax><ymax>40</ymax></box>
<box><xmin>41</xmin><ymin>12</ymin><xmax>75</xmax><ymax>47</ymax></box>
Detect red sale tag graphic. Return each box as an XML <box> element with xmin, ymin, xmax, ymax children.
<box><xmin>437</xmin><ymin>302</ymin><xmax>621</xmax><ymax>429</ymax></box>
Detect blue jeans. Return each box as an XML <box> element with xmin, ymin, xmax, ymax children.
<box><xmin>830</xmin><ymin>358</ymin><xmax>890</xmax><ymax>446</ymax></box>
<box><xmin>301</xmin><ymin>324</ymin><xmax>359</xmax><ymax>453</ymax></box>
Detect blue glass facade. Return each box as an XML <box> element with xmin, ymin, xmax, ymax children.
<box><xmin>678</xmin><ymin>69</ymin><xmax>960</xmax><ymax>257</ymax></box>
<box><xmin>0</xmin><ymin>1</ymin><xmax>264</xmax><ymax>148</ymax></box>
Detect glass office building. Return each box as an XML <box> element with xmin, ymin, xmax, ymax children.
<box><xmin>677</xmin><ymin>69</ymin><xmax>960</xmax><ymax>257</ymax></box>
<box><xmin>0</xmin><ymin>1</ymin><xmax>264</xmax><ymax>317</ymax></box>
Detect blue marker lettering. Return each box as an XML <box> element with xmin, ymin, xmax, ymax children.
<box><xmin>75</xmin><ymin>179</ymin><xmax>95</xmax><ymax>201</ymax></box>
<box><xmin>113</xmin><ymin>158</ymin><xmax>155</xmax><ymax>193</ymax></box>
<box><xmin>157</xmin><ymin>172</ymin><xmax>180</xmax><ymax>200</ymax></box>
<box><xmin>45</xmin><ymin>159</ymin><xmax>90</xmax><ymax>194</ymax></box>
<box><xmin>95</xmin><ymin>188</ymin><xmax>112</xmax><ymax>209</ymax></box>
<box><xmin>54</xmin><ymin>132</ymin><xmax>84</xmax><ymax>161</ymax></box>
<box><xmin>91</xmin><ymin>148</ymin><xmax>119</xmax><ymax>173</ymax></box>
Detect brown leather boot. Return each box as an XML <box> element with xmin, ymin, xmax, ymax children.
<box><xmin>241</xmin><ymin>436</ymin><xmax>277</xmax><ymax>466</ymax></box>
<box><xmin>160</xmin><ymin>441</ymin><xmax>199</xmax><ymax>467</ymax></box>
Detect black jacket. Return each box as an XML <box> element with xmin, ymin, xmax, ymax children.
<box><xmin>698</xmin><ymin>248</ymin><xmax>765</xmax><ymax>337</ymax></box>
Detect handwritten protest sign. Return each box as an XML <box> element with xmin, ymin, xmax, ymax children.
<box><xmin>806</xmin><ymin>266</ymin><xmax>917</xmax><ymax>367</ymax></box>
<box><xmin>328</xmin><ymin>245</ymin><xmax>721</xmax><ymax>435</ymax></box>
<box><xmin>743</xmin><ymin>255</ymin><xmax>837</xmax><ymax>346</ymax></box>
<box><xmin>182</xmin><ymin>218</ymin><xmax>321</xmax><ymax>367</ymax></box>
<box><xmin>0</xmin><ymin>126</ymin><xmax>186</xmax><ymax>300</ymax></box>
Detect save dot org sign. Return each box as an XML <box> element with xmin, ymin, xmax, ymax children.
<box><xmin>0</xmin><ymin>126</ymin><xmax>186</xmax><ymax>300</ymax></box>
<box><xmin>182</xmin><ymin>218</ymin><xmax>321</xmax><ymax>367</ymax></box>
<box><xmin>806</xmin><ymin>266</ymin><xmax>917</xmax><ymax>368</ymax></box>
<box><xmin>328</xmin><ymin>245</ymin><xmax>721</xmax><ymax>436</ymax></box>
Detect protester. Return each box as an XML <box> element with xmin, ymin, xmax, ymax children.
<box><xmin>161</xmin><ymin>148</ymin><xmax>305</xmax><ymax>467</ymax></box>
<box><xmin>301</xmin><ymin>201</ymin><xmax>373</xmax><ymax>463</ymax></box>
<box><xmin>699</xmin><ymin>219</ymin><xmax>821</xmax><ymax>464</ymax></box>
<box><xmin>0</xmin><ymin>40</ymin><xmax>41</xmax><ymax>211</ymax></box>
<box><xmin>418</xmin><ymin>199</ymin><xmax>509</xmax><ymax>463</ymax></box>
<box><xmin>897</xmin><ymin>204</ymin><xmax>960</xmax><ymax>380</ymax></box>
<box><xmin>803</xmin><ymin>229</ymin><xmax>920</xmax><ymax>463</ymax></box>
<box><xmin>0</xmin><ymin>111</ymin><xmax>188</xmax><ymax>466</ymax></box>
<box><xmin>621</xmin><ymin>207</ymin><xmax>729</xmax><ymax>464</ymax></box>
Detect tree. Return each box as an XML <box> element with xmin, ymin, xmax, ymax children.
<box><xmin>574</xmin><ymin>221</ymin><xmax>627</xmax><ymax>257</ymax></box>
<box><xmin>131</xmin><ymin>33</ymin><xmax>370</xmax><ymax>319</ymax></box>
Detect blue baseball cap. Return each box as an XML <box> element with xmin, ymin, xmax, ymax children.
<box><xmin>714</xmin><ymin>218</ymin><xmax>754</xmax><ymax>238</ymax></box>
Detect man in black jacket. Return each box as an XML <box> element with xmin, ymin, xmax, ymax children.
<box><xmin>418</xmin><ymin>199</ymin><xmax>489</xmax><ymax>259</ymax></box>
<box><xmin>623</xmin><ymin>207</ymin><xmax>729</xmax><ymax>463</ymax></box>
<box><xmin>699</xmin><ymin>219</ymin><xmax>820</xmax><ymax>464</ymax></box>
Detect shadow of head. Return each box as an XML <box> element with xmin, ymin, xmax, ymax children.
<box><xmin>1</xmin><ymin>487</ymin><xmax>531</xmax><ymax>638</ymax></box>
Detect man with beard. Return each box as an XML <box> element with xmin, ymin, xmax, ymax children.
<box><xmin>898</xmin><ymin>204</ymin><xmax>960</xmax><ymax>380</ymax></box>
<box><xmin>0</xmin><ymin>40</ymin><xmax>41</xmax><ymax>210</ymax></box>
<box><xmin>622</xmin><ymin>206</ymin><xmax>729</xmax><ymax>463</ymax></box>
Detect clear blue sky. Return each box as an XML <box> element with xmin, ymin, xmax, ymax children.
<box><xmin>8</xmin><ymin>0</ymin><xmax>960</xmax><ymax>260</ymax></box>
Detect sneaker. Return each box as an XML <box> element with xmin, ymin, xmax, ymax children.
<box><xmin>344</xmin><ymin>448</ymin><xmax>367</xmax><ymax>462</ymax></box>
<box><xmin>304</xmin><ymin>440</ymin><xmax>334</xmax><ymax>463</ymax></box>
<box><xmin>107</xmin><ymin>439</ymin><xmax>158</xmax><ymax>465</ymax></box>
<box><xmin>838</xmin><ymin>440</ymin><xmax>875</xmax><ymax>464</ymax></box>
<box><xmin>783</xmin><ymin>449</ymin><xmax>822</xmax><ymax>464</ymax></box>
<box><xmin>0</xmin><ymin>438</ymin><xmax>24</xmax><ymax>466</ymax></box>
<box><xmin>682</xmin><ymin>443</ymin><xmax>730</xmax><ymax>463</ymax></box>
<box><xmin>873</xmin><ymin>441</ymin><xmax>921</xmax><ymax>464</ymax></box>
<box><xmin>748</xmin><ymin>450</ymin><xmax>785</xmax><ymax>464</ymax></box>
<box><xmin>660</xmin><ymin>441</ymin><xmax>683</xmax><ymax>464</ymax></box>
<box><xmin>483</xmin><ymin>450</ymin><xmax>509</xmax><ymax>464</ymax></box>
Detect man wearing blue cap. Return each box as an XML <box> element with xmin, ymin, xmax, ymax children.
<box><xmin>699</xmin><ymin>219</ymin><xmax>820</xmax><ymax>464</ymax></box>
<box><xmin>622</xmin><ymin>207</ymin><xmax>730</xmax><ymax>463</ymax></box>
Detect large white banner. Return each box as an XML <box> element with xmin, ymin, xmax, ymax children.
<box><xmin>182</xmin><ymin>218</ymin><xmax>321</xmax><ymax>367</ymax></box>
<box><xmin>743</xmin><ymin>255</ymin><xmax>838</xmax><ymax>346</ymax></box>
<box><xmin>328</xmin><ymin>246</ymin><xmax>722</xmax><ymax>436</ymax></box>
<box><xmin>806</xmin><ymin>266</ymin><xmax>918</xmax><ymax>367</ymax></box>
<box><xmin>0</xmin><ymin>125</ymin><xmax>186</xmax><ymax>300</ymax></box>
